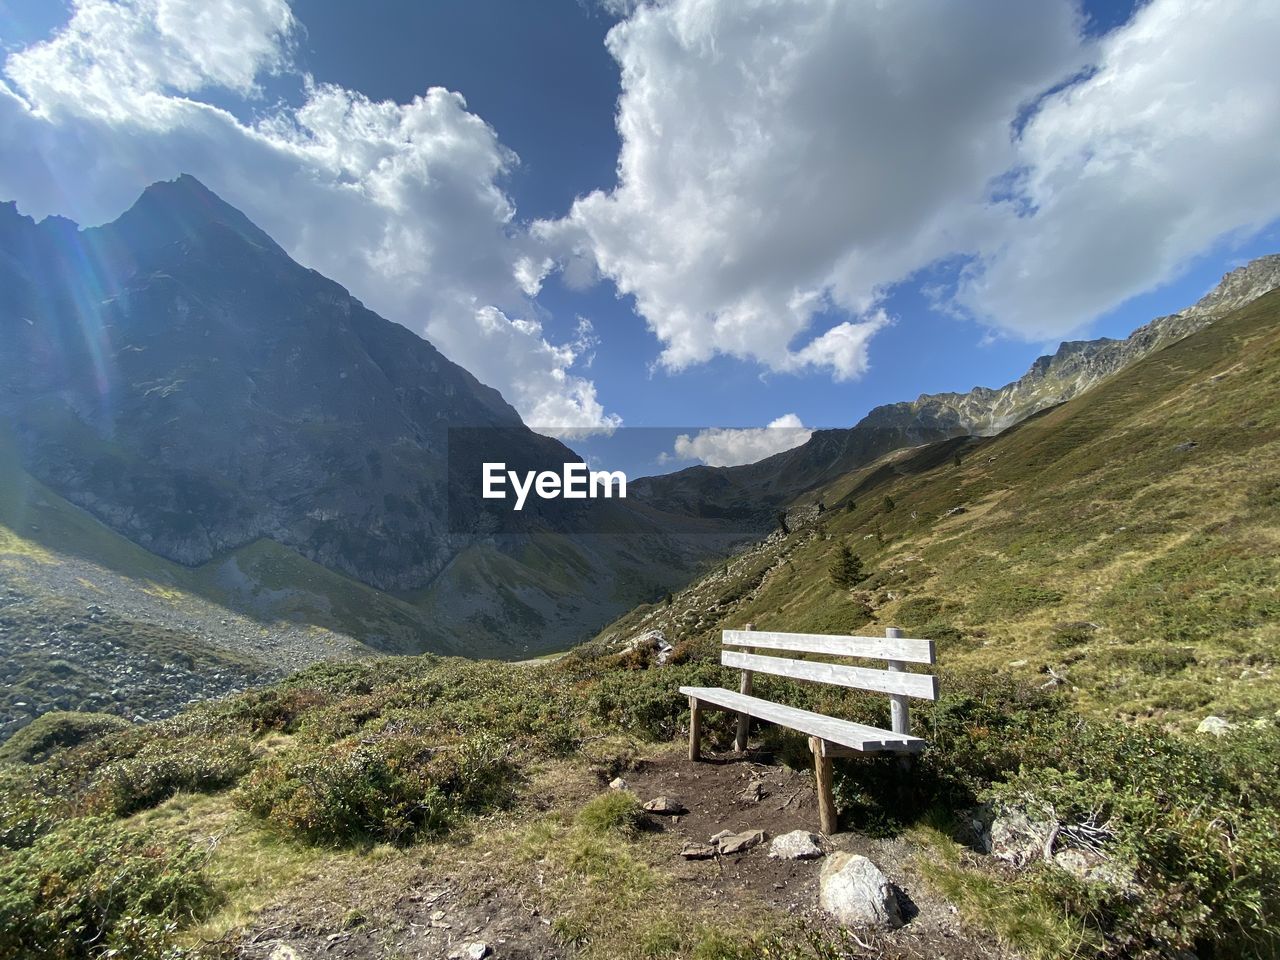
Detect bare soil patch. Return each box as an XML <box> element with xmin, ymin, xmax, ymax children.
<box><xmin>624</xmin><ymin>748</ymin><xmax>1007</xmax><ymax>960</ymax></box>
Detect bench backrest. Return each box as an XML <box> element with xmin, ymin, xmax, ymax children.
<box><xmin>722</xmin><ymin>625</ymin><xmax>938</xmax><ymax>735</ymax></box>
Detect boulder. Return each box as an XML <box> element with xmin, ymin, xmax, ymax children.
<box><xmin>818</xmin><ymin>853</ymin><xmax>903</xmax><ymax>929</ymax></box>
<box><xmin>1053</xmin><ymin>848</ymin><xmax>1134</xmax><ymax>890</ymax></box>
<box><xmin>643</xmin><ymin>796</ymin><xmax>687</xmax><ymax>815</ymax></box>
<box><xmin>608</xmin><ymin>777</ymin><xmax>629</xmax><ymax>791</ymax></box>
<box><xmin>990</xmin><ymin>809</ymin><xmax>1054</xmax><ymax>867</ymax></box>
<box><xmin>717</xmin><ymin>829</ymin><xmax>767</xmax><ymax>855</ymax></box>
<box><xmin>680</xmin><ymin>841</ymin><xmax>717</xmax><ymax>860</ymax></box>
<box><xmin>769</xmin><ymin>830</ymin><xmax>824</xmax><ymax>860</ymax></box>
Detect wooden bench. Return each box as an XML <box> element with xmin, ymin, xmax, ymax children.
<box><xmin>680</xmin><ymin>624</ymin><xmax>938</xmax><ymax>834</ymax></box>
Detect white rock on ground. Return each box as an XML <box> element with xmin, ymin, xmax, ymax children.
<box><xmin>769</xmin><ymin>830</ymin><xmax>824</xmax><ymax>860</ymax></box>
<box><xmin>818</xmin><ymin>852</ymin><xmax>903</xmax><ymax>929</ymax></box>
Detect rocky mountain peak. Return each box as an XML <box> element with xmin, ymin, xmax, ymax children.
<box><xmin>1181</xmin><ymin>254</ymin><xmax>1280</xmax><ymax>320</ymax></box>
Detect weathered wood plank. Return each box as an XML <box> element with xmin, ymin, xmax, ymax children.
<box><xmin>720</xmin><ymin>650</ymin><xmax>938</xmax><ymax>701</ymax></box>
<box><xmin>886</xmin><ymin>626</ymin><xmax>912</xmax><ymax>736</ymax></box>
<box><xmin>688</xmin><ymin>695</ymin><xmax>703</xmax><ymax>762</ymax></box>
<box><xmin>678</xmin><ymin>686</ymin><xmax>925</xmax><ymax>752</ymax></box>
<box><xmin>810</xmin><ymin>737</ymin><xmax>837</xmax><ymax>834</ymax></box>
<box><xmin>734</xmin><ymin>622</ymin><xmax>755</xmax><ymax>753</ymax></box>
<box><xmin>722</xmin><ymin>629</ymin><xmax>935</xmax><ymax>664</ymax></box>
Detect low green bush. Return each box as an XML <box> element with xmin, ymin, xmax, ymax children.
<box><xmin>587</xmin><ymin>662</ymin><xmax>732</xmax><ymax>740</ymax></box>
<box><xmin>237</xmin><ymin>731</ymin><xmax>513</xmax><ymax>845</ymax></box>
<box><xmin>0</xmin><ymin>711</ymin><xmax>131</xmax><ymax>766</ymax></box>
<box><xmin>86</xmin><ymin>735</ymin><xmax>255</xmax><ymax>817</ymax></box>
<box><xmin>0</xmin><ymin>817</ymin><xmax>215</xmax><ymax>960</ymax></box>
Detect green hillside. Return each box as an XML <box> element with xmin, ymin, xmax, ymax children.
<box><xmin>598</xmin><ymin>287</ymin><xmax>1280</xmax><ymax>728</ymax></box>
<box><xmin>2</xmin><ymin>292</ymin><xmax>1278</xmax><ymax>960</ymax></box>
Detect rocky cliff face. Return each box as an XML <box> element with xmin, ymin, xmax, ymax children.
<box><xmin>860</xmin><ymin>255</ymin><xmax>1280</xmax><ymax>438</ymax></box>
<box><xmin>0</xmin><ymin>175</ymin><xmax>580</xmax><ymax>591</ymax></box>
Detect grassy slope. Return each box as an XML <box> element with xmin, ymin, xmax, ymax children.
<box><xmin>598</xmin><ymin>288</ymin><xmax>1280</xmax><ymax>727</ymax></box>
<box><xmin>0</xmin><ymin>445</ymin><xmax>480</xmax><ymax>658</ymax></box>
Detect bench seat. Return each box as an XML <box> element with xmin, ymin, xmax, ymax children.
<box><xmin>679</xmin><ymin>685</ymin><xmax>925</xmax><ymax>753</ymax></box>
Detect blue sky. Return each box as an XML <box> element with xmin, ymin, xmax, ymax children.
<box><xmin>2</xmin><ymin>0</ymin><xmax>1279</xmax><ymax>475</ymax></box>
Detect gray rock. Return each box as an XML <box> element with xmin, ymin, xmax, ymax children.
<box><xmin>769</xmin><ymin>830</ymin><xmax>824</xmax><ymax>860</ymax></box>
<box><xmin>608</xmin><ymin>777</ymin><xmax>629</xmax><ymax>791</ymax></box>
<box><xmin>680</xmin><ymin>841</ymin><xmax>717</xmax><ymax>860</ymax></box>
<box><xmin>818</xmin><ymin>852</ymin><xmax>903</xmax><ymax>929</ymax></box>
<box><xmin>449</xmin><ymin>944</ymin><xmax>491</xmax><ymax>960</ymax></box>
<box><xmin>1053</xmin><ymin>848</ymin><xmax>1133</xmax><ymax>889</ymax></box>
<box><xmin>738</xmin><ymin>779</ymin><xmax>768</xmax><ymax>803</ymax></box>
<box><xmin>990</xmin><ymin>809</ymin><xmax>1054</xmax><ymax>867</ymax></box>
<box><xmin>717</xmin><ymin>829</ymin><xmax>767</xmax><ymax>855</ymax></box>
<box><xmin>643</xmin><ymin>796</ymin><xmax>687</xmax><ymax>815</ymax></box>
<box><xmin>1197</xmin><ymin>715</ymin><xmax>1234</xmax><ymax>736</ymax></box>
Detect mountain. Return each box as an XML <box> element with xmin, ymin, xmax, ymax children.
<box><xmin>0</xmin><ymin>176</ymin><xmax>730</xmax><ymax>662</ymax></box>
<box><xmin>861</xmin><ymin>254</ymin><xmax>1280</xmax><ymax>437</ymax></box>
<box><xmin>3</xmin><ymin>285</ymin><xmax>1277</xmax><ymax>960</ymax></box>
<box><xmin>637</xmin><ymin>254</ymin><xmax>1280</xmax><ymax>516</ymax></box>
<box><xmin>597</xmin><ymin>284</ymin><xmax>1280</xmax><ymax>725</ymax></box>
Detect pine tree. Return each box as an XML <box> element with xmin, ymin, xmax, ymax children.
<box><xmin>828</xmin><ymin>545</ymin><xmax>865</xmax><ymax>588</ymax></box>
<box><xmin>882</xmin><ymin>495</ymin><xmax>896</xmax><ymax>513</ymax></box>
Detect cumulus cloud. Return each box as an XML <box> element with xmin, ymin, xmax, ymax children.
<box><xmin>670</xmin><ymin>414</ymin><xmax>813</xmax><ymax>467</ymax></box>
<box><xmin>541</xmin><ymin>0</ymin><xmax>1280</xmax><ymax>359</ymax></box>
<box><xmin>960</xmin><ymin>0</ymin><xmax>1280</xmax><ymax>336</ymax></box>
<box><xmin>538</xmin><ymin>0</ymin><xmax>1085</xmax><ymax>373</ymax></box>
<box><xmin>0</xmin><ymin>0</ymin><xmax>615</xmax><ymax>435</ymax></box>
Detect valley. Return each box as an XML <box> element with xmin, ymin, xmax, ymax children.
<box><xmin>2</xmin><ymin>182</ymin><xmax>1279</xmax><ymax>960</ymax></box>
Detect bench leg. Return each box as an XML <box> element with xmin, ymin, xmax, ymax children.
<box><xmin>688</xmin><ymin>696</ymin><xmax>703</xmax><ymax>762</ymax></box>
<box><xmin>809</xmin><ymin>737</ymin><xmax>837</xmax><ymax>835</ymax></box>
<box><xmin>734</xmin><ymin>711</ymin><xmax>750</xmax><ymax>753</ymax></box>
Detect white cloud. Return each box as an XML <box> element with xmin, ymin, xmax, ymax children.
<box><xmin>959</xmin><ymin>0</ymin><xmax>1280</xmax><ymax>337</ymax></box>
<box><xmin>541</xmin><ymin>0</ymin><xmax>1280</xmax><ymax>358</ymax></box>
<box><xmin>670</xmin><ymin>414</ymin><xmax>812</xmax><ymax>467</ymax></box>
<box><xmin>537</xmin><ymin>0</ymin><xmax>1085</xmax><ymax>373</ymax></box>
<box><xmin>0</xmin><ymin>0</ymin><xmax>616</xmax><ymax>436</ymax></box>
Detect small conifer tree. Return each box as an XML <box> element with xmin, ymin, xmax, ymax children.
<box><xmin>828</xmin><ymin>545</ymin><xmax>866</xmax><ymax>588</ymax></box>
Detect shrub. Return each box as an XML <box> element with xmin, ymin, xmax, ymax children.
<box><xmin>237</xmin><ymin>732</ymin><xmax>512</xmax><ymax>845</ymax></box>
<box><xmin>222</xmin><ymin>687</ymin><xmax>332</xmax><ymax>734</ymax></box>
<box><xmin>984</xmin><ymin>724</ymin><xmax>1280</xmax><ymax>958</ymax></box>
<box><xmin>0</xmin><ymin>817</ymin><xmax>215</xmax><ymax>960</ymax></box>
<box><xmin>0</xmin><ymin>711</ymin><xmax>131</xmax><ymax>766</ymax></box>
<box><xmin>577</xmin><ymin>791</ymin><xmax>644</xmax><ymax>839</ymax></box>
<box><xmin>588</xmin><ymin>662</ymin><xmax>733</xmax><ymax>741</ymax></box>
<box><xmin>86</xmin><ymin>735</ymin><xmax>255</xmax><ymax>817</ymax></box>
<box><xmin>0</xmin><ymin>772</ymin><xmax>67</xmax><ymax>850</ymax></box>
<box><xmin>1049</xmin><ymin>621</ymin><xmax>1098</xmax><ymax>648</ymax></box>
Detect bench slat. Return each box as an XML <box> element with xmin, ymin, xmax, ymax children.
<box><xmin>721</xmin><ymin>650</ymin><xmax>939</xmax><ymax>701</ymax></box>
<box><xmin>679</xmin><ymin>685</ymin><xmax>925</xmax><ymax>752</ymax></box>
<box><xmin>722</xmin><ymin>629</ymin><xmax>935</xmax><ymax>664</ymax></box>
